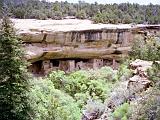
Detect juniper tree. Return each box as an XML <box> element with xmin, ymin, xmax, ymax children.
<box><xmin>0</xmin><ymin>16</ymin><xmax>30</xmax><ymax>120</ymax></box>
<box><xmin>0</xmin><ymin>0</ymin><xmax>3</xmax><ymax>18</ymax></box>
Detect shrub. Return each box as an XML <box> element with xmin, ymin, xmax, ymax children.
<box><xmin>88</xmin><ymin>66</ymin><xmax>117</xmax><ymax>81</ymax></box>
<box><xmin>147</xmin><ymin>62</ymin><xmax>160</xmax><ymax>83</ymax></box>
<box><xmin>74</xmin><ymin>93</ymin><xmax>90</xmax><ymax>108</ymax></box>
<box><xmin>47</xmin><ymin>66</ymin><xmax>133</xmax><ymax>114</ymax></box>
<box><xmin>27</xmin><ymin>78</ymin><xmax>81</xmax><ymax>120</ymax></box>
<box><xmin>47</xmin><ymin>68</ymin><xmax>115</xmax><ymax>109</ymax></box>
<box><xmin>47</xmin><ymin>70</ymin><xmax>66</xmax><ymax>89</ymax></box>
<box><xmin>117</xmin><ymin>64</ymin><xmax>133</xmax><ymax>81</ymax></box>
<box><xmin>130</xmin><ymin>87</ymin><xmax>160</xmax><ymax>120</ymax></box>
<box><xmin>65</xmin><ymin>70</ymin><xmax>111</xmax><ymax>102</ymax></box>
<box><xmin>130</xmin><ymin>36</ymin><xmax>160</xmax><ymax>61</ymax></box>
<box><xmin>112</xmin><ymin>103</ymin><xmax>130</xmax><ymax>119</ymax></box>
<box><xmin>82</xmin><ymin>100</ymin><xmax>105</xmax><ymax>119</ymax></box>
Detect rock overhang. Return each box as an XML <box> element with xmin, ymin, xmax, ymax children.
<box><xmin>7</xmin><ymin>19</ymin><xmax>160</xmax><ymax>74</ymax></box>
<box><xmin>12</xmin><ymin>19</ymin><xmax>159</xmax><ymax>60</ymax></box>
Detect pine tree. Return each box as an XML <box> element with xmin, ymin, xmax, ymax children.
<box><xmin>0</xmin><ymin>0</ymin><xmax>3</xmax><ymax>18</ymax></box>
<box><xmin>0</xmin><ymin>16</ymin><xmax>30</xmax><ymax>120</ymax></box>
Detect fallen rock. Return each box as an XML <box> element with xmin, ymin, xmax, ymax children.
<box><xmin>128</xmin><ymin>75</ymin><xmax>151</xmax><ymax>93</ymax></box>
<box><xmin>99</xmin><ymin>59</ymin><xmax>159</xmax><ymax>120</ymax></box>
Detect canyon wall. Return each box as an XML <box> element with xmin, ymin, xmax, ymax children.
<box><xmin>13</xmin><ymin>19</ymin><xmax>160</xmax><ymax>75</ymax></box>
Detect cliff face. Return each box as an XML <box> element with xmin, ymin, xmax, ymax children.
<box><xmin>13</xmin><ymin>19</ymin><xmax>160</xmax><ymax>75</ymax></box>
<box><xmin>24</xmin><ymin>29</ymin><xmax>132</xmax><ymax>61</ymax></box>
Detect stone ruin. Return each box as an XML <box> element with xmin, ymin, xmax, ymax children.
<box><xmin>12</xmin><ymin>19</ymin><xmax>160</xmax><ymax>75</ymax></box>
<box><xmin>28</xmin><ymin>59</ymin><xmax>114</xmax><ymax>76</ymax></box>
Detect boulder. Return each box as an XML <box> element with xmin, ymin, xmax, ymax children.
<box><xmin>128</xmin><ymin>75</ymin><xmax>151</xmax><ymax>92</ymax></box>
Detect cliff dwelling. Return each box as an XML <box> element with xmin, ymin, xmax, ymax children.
<box><xmin>28</xmin><ymin>58</ymin><xmax>118</xmax><ymax>75</ymax></box>
<box><xmin>12</xmin><ymin>19</ymin><xmax>160</xmax><ymax>75</ymax></box>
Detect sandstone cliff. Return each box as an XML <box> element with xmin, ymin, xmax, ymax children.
<box><xmin>12</xmin><ymin>19</ymin><xmax>160</xmax><ymax>75</ymax></box>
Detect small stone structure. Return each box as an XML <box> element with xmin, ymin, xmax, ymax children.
<box><xmin>93</xmin><ymin>59</ymin><xmax>104</xmax><ymax>69</ymax></box>
<box><xmin>29</xmin><ymin>58</ymin><xmax>108</xmax><ymax>75</ymax></box>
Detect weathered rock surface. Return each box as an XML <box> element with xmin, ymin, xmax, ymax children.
<box><xmin>25</xmin><ymin>44</ymin><xmax>130</xmax><ymax>62</ymax></box>
<box><xmin>128</xmin><ymin>59</ymin><xmax>153</xmax><ymax>92</ymax></box>
<box><xmin>11</xmin><ymin>19</ymin><xmax>160</xmax><ymax>74</ymax></box>
<box><xmin>99</xmin><ymin>59</ymin><xmax>159</xmax><ymax>120</ymax></box>
<box><xmin>13</xmin><ymin>19</ymin><xmax>160</xmax><ymax>61</ymax></box>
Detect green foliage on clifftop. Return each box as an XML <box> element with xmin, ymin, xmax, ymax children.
<box><xmin>2</xmin><ymin>0</ymin><xmax>160</xmax><ymax>24</ymax></box>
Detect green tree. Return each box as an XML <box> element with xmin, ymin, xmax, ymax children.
<box><xmin>3</xmin><ymin>0</ymin><xmax>160</xmax><ymax>24</ymax></box>
<box><xmin>130</xmin><ymin>36</ymin><xmax>160</xmax><ymax>61</ymax></box>
<box><xmin>13</xmin><ymin>7</ymin><xmax>26</xmax><ymax>19</ymax></box>
<box><xmin>30</xmin><ymin>9</ymin><xmax>47</xmax><ymax>20</ymax></box>
<box><xmin>76</xmin><ymin>10</ymin><xmax>87</xmax><ymax>19</ymax></box>
<box><xmin>28</xmin><ymin>78</ymin><xmax>81</xmax><ymax>120</ymax></box>
<box><xmin>122</xmin><ymin>13</ymin><xmax>132</xmax><ymax>23</ymax></box>
<box><xmin>0</xmin><ymin>0</ymin><xmax>3</xmax><ymax>17</ymax></box>
<box><xmin>0</xmin><ymin>16</ymin><xmax>30</xmax><ymax>120</ymax></box>
<box><xmin>93</xmin><ymin>12</ymin><xmax>105</xmax><ymax>23</ymax></box>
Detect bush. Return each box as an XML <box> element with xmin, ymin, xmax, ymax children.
<box><xmin>46</xmin><ymin>66</ymin><xmax>134</xmax><ymax>118</ymax></box>
<box><xmin>88</xmin><ymin>66</ymin><xmax>117</xmax><ymax>81</ymax></box>
<box><xmin>117</xmin><ymin>64</ymin><xmax>133</xmax><ymax>81</ymax></box>
<box><xmin>47</xmin><ymin>70</ymin><xmax>66</xmax><ymax>89</ymax></box>
<box><xmin>82</xmin><ymin>100</ymin><xmax>105</xmax><ymax>119</ymax></box>
<box><xmin>112</xmin><ymin>103</ymin><xmax>130</xmax><ymax>119</ymax></box>
<box><xmin>47</xmin><ymin>65</ymin><xmax>133</xmax><ymax>107</ymax></box>
<box><xmin>147</xmin><ymin>62</ymin><xmax>160</xmax><ymax>83</ymax></box>
<box><xmin>130</xmin><ymin>87</ymin><xmax>160</xmax><ymax>120</ymax></box>
<box><xmin>34</xmin><ymin>67</ymin><xmax>119</xmax><ymax>119</ymax></box>
<box><xmin>74</xmin><ymin>93</ymin><xmax>90</xmax><ymax>108</ymax></box>
<box><xmin>47</xmin><ymin>67</ymin><xmax>117</xmax><ymax>109</ymax></box>
<box><xmin>76</xmin><ymin>10</ymin><xmax>87</xmax><ymax>19</ymax></box>
<box><xmin>27</xmin><ymin>78</ymin><xmax>81</xmax><ymax>120</ymax></box>
<box><xmin>130</xmin><ymin>36</ymin><xmax>160</xmax><ymax>61</ymax></box>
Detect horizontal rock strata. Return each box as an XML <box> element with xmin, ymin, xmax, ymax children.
<box><xmin>12</xmin><ymin>19</ymin><xmax>160</xmax><ymax>74</ymax></box>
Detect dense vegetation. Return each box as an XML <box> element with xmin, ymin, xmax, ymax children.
<box><xmin>0</xmin><ymin>17</ymin><xmax>159</xmax><ymax>119</ymax></box>
<box><xmin>130</xmin><ymin>36</ymin><xmax>160</xmax><ymax>61</ymax></box>
<box><xmin>2</xmin><ymin>0</ymin><xmax>160</xmax><ymax>24</ymax></box>
<box><xmin>27</xmin><ymin>66</ymin><xmax>132</xmax><ymax>119</ymax></box>
<box><xmin>28</xmin><ymin>78</ymin><xmax>81</xmax><ymax>120</ymax></box>
<box><xmin>0</xmin><ymin>1</ymin><xmax>160</xmax><ymax>119</ymax></box>
<box><xmin>0</xmin><ymin>17</ymin><xmax>133</xmax><ymax>119</ymax></box>
<box><xmin>129</xmin><ymin>36</ymin><xmax>160</xmax><ymax>120</ymax></box>
<box><xmin>0</xmin><ymin>17</ymin><xmax>30</xmax><ymax>120</ymax></box>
